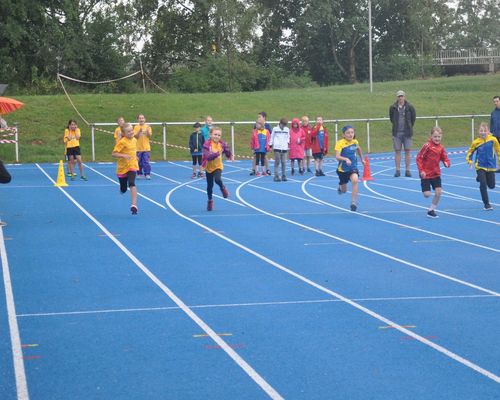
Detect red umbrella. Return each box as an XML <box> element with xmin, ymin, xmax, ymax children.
<box><xmin>0</xmin><ymin>97</ymin><xmax>24</xmax><ymax>115</ymax></box>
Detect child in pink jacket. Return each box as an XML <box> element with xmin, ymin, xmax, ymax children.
<box><xmin>289</xmin><ymin>118</ymin><xmax>306</xmax><ymax>175</ymax></box>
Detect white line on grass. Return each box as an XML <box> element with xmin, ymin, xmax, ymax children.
<box><xmin>36</xmin><ymin>164</ymin><xmax>283</xmax><ymax>400</ymax></box>
<box><xmin>17</xmin><ymin>294</ymin><xmax>496</xmax><ymax>318</ymax></box>
<box><xmin>0</xmin><ymin>223</ymin><xmax>29</xmax><ymax>399</ymax></box>
<box><xmin>166</xmin><ymin>177</ymin><xmax>500</xmax><ymax>384</ymax></box>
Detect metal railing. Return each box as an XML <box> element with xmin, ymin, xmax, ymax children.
<box><xmin>90</xmin><ymin>114</ymin><xmax>490</xmax><ymax>161</ymax></box>
<box><xmin>432</xmin><ymin>48</ymin><xmax>500</xmax><ymax>65</ymax></box>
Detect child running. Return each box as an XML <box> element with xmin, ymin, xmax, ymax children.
<box><xmin>251</xmin><ymin>120</ymin><xmax>270</xmax><ymax>176</ymax></box>
<box><xmin>335</xmin><ymin>125</ymin><xmax>365</xmax><ymax>211</ymax></box>
<box><xmin>112</xmin><ymin>123</ymin><xmax>139</xmax><ymax>215</ymax></box>
<box><xmin>64</xmin><ymin>119</ymin><xmax>87</xmax><ymax>181</ymax></box>
<box><xmin>416</xmin><ymin>126</ymin><xmax>451</xmax><ymax>218</ymax></box>
<box><xmin>202</xmin><ymin>127</ymin><xmax>232</xmax><ymax>211</ymax></box>
<box><xmin>189</xmin><ymin>122</ymin><xmax>205</xmax><ymax>178</ymax></box>
<box><xmin>466</xmin><ymin>122</ymin><xmax>500</xmax><ymax>210</ymax></box>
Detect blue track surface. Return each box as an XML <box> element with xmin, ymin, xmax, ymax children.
<box><xmin>0</xmin><ymin>149</ymin><xmax>499</xmax><ymax>399</ymax></box>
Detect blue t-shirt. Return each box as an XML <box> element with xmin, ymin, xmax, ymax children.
<box><xmin>317</xmin><ymin>130</ymin><xmax>325</xmax><ymax>150</ymax></box>
<box><xmin>257</xmin><ymin>130</ymin><xmax>267</xmax><ymax>152</ymax></box>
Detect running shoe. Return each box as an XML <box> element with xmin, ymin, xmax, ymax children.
<box><xmin>130</xmin><ymin>205</ymin><xmax>138</xmax><ymax>215</ymax></box>
<box><xmin>207</xmin><ymin>200</ymin><xmax>214</xmax><ymax>211</ymax></box>
<box><xmin>427</xmin><ymin>210</ymin><xmax>438</xmax><ymax>218</ymax></box>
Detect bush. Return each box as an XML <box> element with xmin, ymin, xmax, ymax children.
<box><xmin>169</xmin><ymin>56</ymin><xmax>318</xmax><ymax>93</ymax></box>
<box><xmin>374</xmin><ymin>53</ymin><xmax>442</xmax><ymax>81</ymax></box>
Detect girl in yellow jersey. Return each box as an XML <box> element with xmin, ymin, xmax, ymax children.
<box><xmin>133</xmin><ymin>114</ymin><xmax>153</xmax><ymax>179</ymax></box>
<box><xmin>64</xmin><ymin>119</ymin><xmax>87</xmax><ymax>181</ymax></box>
<box><xmin>201</xmin><ymin>127</ymin><xmax>232</xmax><ymax>211</ymax></box>
<box><xmin>113</xmin><ymin>116</ymin><xmax>126</xmax><ymax>144</ymax></box>
<box><xmin>112</xmin><ymin>123</ymin><xmax>139</xmax><ymax>215</ymax></box>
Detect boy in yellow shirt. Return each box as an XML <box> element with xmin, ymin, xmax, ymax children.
<box><xmin>133</xmin><ymin>114</ymin><xmax>152</xmax><ymax>179</ymax></box>
<box><xmin>113</xmin><ymin>123</ymin><xmax>139</xmax><ymax>215</ymax></box>
<box><xmin>201</xmin><ymin>127</ymin><xmax>232</xmax><ymax>211</ymax></box>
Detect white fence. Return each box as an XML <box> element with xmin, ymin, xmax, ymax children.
<box><xmin>433</xmin><ymin>48</ymin><xmax>500</xmax><ymax>66</ymax></box>
<box><xmin>90</xmin><ymin>114</ymin><xmax>490</xmax><ymax>161</ymax></box>
<box><xmin>0</xmin><ymin>124</ymin><xmax>19</xmax><ymax>162</ymax></box>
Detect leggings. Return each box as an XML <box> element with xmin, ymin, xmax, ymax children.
<box><xmin>206</xmin><ymin>169</ymin><xmax>223</xmax><ymax>200</ymax></box>
<box><xmin>255</xmin><ymin>152</ymin><xmax>266</xmax><ymax>166</ymax></box>
<box><xmin>192</xmin><ymin>155</ymin><xmax>202</xmax><ymax>166</ymax></box>
<box><xmin>476</xmin><ymin>169</ymin><xmax>495</xmax><ymax>205</ymax></box>
<box><xmin>119</xmin><ymin>171</ymin><xmax>137</xmax><ymax>193</ymax></box>
<box><xmin>0</xmin><ymin>160</ymin><xmax>11</xmax><ymax>184</ymax></box>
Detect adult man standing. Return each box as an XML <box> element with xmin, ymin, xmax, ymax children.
<box><xmin>491</xmin><ymin>96</ymin><xmax>500</xmax><ymax>172</ymax></box>
<box><xmin>389</xmin><ymin>90</ymin><xmax>416</xmax><ymax>177</ymax></box>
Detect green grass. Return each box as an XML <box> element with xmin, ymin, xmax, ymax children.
<box><xmin>1</xmin><ymin>74</ymin><xmax>497</xmax><ymax>163</ymax></box>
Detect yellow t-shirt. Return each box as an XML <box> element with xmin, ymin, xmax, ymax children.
<box><xmin>113</xmin><ymin>137</ymin><xmax>139</xmax><ymax>175</ymax></box>
<box><xmin>64</xmin><ymin>128</ymin><xmax>81</xmax><ymax>148</ymax></box>
<box><xmin>114</xmin><ymin>127</ymin><xmax>123</xmax><ymax>144</ymax></box>
<box><xmin>205</xmin><ymin>141</ymin><xmax>223</xmax><ymax>173</ymax></box>
<box><xmin>133</xmin><ymin>124</ymin><xmax>152</xmax><ymax>151</ymax></box>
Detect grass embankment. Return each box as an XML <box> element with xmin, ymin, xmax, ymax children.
<box><xmin>1</xmin><ymin>74</ymin><xmax>497</xmax><ymax>163</ymax></box>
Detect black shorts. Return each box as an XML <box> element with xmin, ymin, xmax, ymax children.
<box><xmin>337</xmin><ymin>169</ymin><xmax>359</xmax><ymax>185</ymax></box>
<box><xmin>66</xmin><ymin>146</ymin><xmax>81</xmax><ymax>157</ymax></box>
<box><xmin>421</xmin><ymin>176</ymin><xmax>441</xmax><ymax>192</ymax></box>
<box><xmin>313</xmin><ymin>152</ymin><xmax>324</xmax><ymax>160</ymax></box>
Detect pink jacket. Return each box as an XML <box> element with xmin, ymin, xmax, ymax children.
<box><xmin>289</xmin><ymin>118</ymin><xmax>305</xmax><ymax>159</ymax></box>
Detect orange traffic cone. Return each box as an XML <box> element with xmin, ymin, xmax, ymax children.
<box><xmin>361</xmin><ymin>156</ymin><xmax>373</xmax><ymax>181</ymax></box>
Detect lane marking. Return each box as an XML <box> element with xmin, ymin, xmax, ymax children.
<box><xmin>303</xmin><ymin>181</ymin><xmax>499</xmax><ymax>250</ymax></box>
<box><xmin>363</xmin><ymin>181</ymin><xmax>500</xmax><ymax>225</ymax></box>
<box><xmin>36</xmin><ymin>164</ymin><xmax>284</xmax><ymax>400</ymax></box>
<box><xmin>165</xmin><ymin>177</ymin><xmax>500</xmax><ymax>383</ymax></box>
<box><xmin>17</xmin><ymin>294</ymin><xmax>496</xmax><ymax>318</ymax></box>
<box><xmin>0</xmin><ymin>219</ymin><xmax>29</xmax><ymax>399</ymax></box>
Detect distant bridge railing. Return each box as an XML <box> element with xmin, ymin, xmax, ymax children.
<box><xmin>90</xmin><ymin>114</ymin><xmax>490</xmax><ymax>161</ymax></box>
<box><xmin>432</xmin><ymin>48</ymin><xmax>500</xmax><ymax>66</ymax></box>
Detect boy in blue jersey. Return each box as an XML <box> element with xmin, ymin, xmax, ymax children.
<box><xmin>335</xmin><ymin>125</ymin><xmax>365</xmax><ymax>211</ymax></box>
<box><xmin>466</xmin><ymin>122</ymin><xmax>500</xmax><ymax>210</ymax></box>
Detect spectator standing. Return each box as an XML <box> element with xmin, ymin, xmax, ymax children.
<box><xmin>389</xmin><ymin>90</ymin><xmax>416</xmax><ymax>177</ymax></box>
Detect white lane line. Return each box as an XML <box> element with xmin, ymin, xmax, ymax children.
<box><xmin>369</xmin><ymin>181</ymin><xmax>498</xmax><ymax>207</ymax></box>
<box><xmin>36</xmin><ymin>164</ymin><xmax>283</xmax><ymax>400</ymax></box>
<box><xmin>17</xmin><ymin>294</ymin><xmax>497</xmax><ymax>318</ymax></box>
<box><xmin>363</xmin><ymin>181</ymin><xmax>500</xmax><ymax>225</ymax></box>
<box><xmin>166</xmin><ymin>177</ymin><xmax>500</xmax><ymax>383</ymax></box>
<box><xmin>303</xmin><ymin>179</ymin><xmax>500</xmax><ymax>251</ymax></box>
<box><xmin>0</xmin><ymin>223</ymin><xmax>29</xmax><ymax>399</ymax></box>
<box><xmin>248</xmin><ymin>184</ymin><xmax>323</xmax><ymax>205</ymax></box>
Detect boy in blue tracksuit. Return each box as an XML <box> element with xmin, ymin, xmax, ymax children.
<box><xmin>466</xmin><ymin>122</ymin><xmax>500</xmax><ymax>210</ymax></box>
